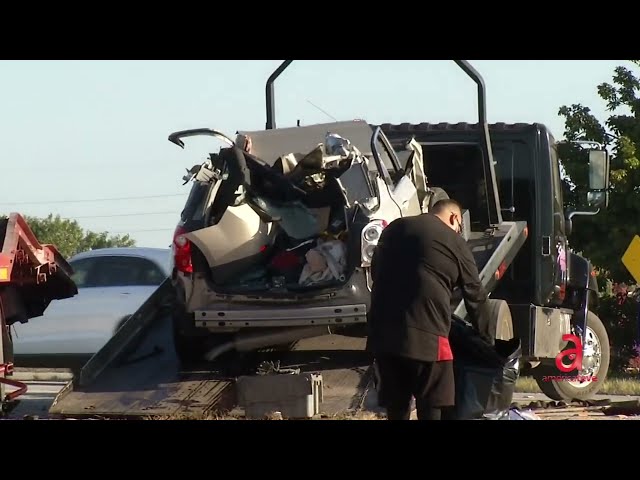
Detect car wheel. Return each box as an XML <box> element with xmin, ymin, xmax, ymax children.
<box><xmin>172</xmin><ymin>326</ymin><xmax>210</xmax><ymax>365</ymax></box>
<box><xmin>171</xmin><ymin>312</ymin><xmax>234</xmax><ymax>368</ymax></box>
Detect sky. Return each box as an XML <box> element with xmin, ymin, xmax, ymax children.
<box><xmin>0</xmin><ymin>60</ymin><xmax>631</xmax><ymax>249</ymax></box>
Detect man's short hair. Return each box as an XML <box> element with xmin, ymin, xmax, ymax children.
<box><xmin>431</xmin><ymin>198</ymin><xmax>463</xmax><ymax>215</ymax></box>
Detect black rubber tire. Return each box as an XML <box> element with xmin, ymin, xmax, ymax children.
<box><xmin>171</xmin><ymin>303</ymin><xmax>211</xmax><ymax>362</ymax></box>
<box><xmin>172</xmin><ymin>324</ymin><xmax>212</xmax><ymax>366</ymax></box>
<box><xmin>533</xmin><ymin>311</ymin><xmax>610</xmax><ymax>401</ymax></box>
<box><xmin>428</xmin><ymin>187</ymin><xmax>450</xmax><ymax>211</ymax></box>
<box><xmin>171</xmin><ymin>310</ymin><xmax>235</xmax><ymax>367</ymax></box>
<box><xmin>486</xmin><ymin>299</ymin><xmax>514</xmax><ymax>341</ymax></box>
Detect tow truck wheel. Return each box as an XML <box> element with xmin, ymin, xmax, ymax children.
<box><xmin>532</xmin><ymin>311</ymin><xmax>610</xmax><ymax>401</ymax></box>
<box><xmin>487</xmin><ymin>299</ymin><xmax>514</xmax><ymax>341</ymax></box>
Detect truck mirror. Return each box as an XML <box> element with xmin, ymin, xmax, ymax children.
<box><xmin>588</xmin><ymin>149</ymin><xmax>609</xmax><ymax>191</ymax></box>
<box><xmin>587</xmin><ymin>190</ymin><xmax>609</xmax><ymax>209</ymax></box>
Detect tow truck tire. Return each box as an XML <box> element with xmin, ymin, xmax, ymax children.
<box><xmin>487</xmin><ymin>299</ymin><xmax>514</xmax><ymax>341</ymax></box>
<box><xmin>532</xmin><ymin>311</ymin><xmax>610</xmax><ymax>401</ymax></box>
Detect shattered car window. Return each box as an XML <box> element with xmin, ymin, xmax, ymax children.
<box><xmin>251</xmin><ymin>197</ymin><xmax>321</xmax><ymax>240</ymax></box>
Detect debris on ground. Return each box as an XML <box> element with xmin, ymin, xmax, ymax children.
<box><xmin>511</xmin><ymin>398</ymin><xmax>612</xmax><ymax>411</ymax></box>
<box><xmin>601</xmin><ymin>399</ymin><xmax>640</xmax><ymax>416</ymax></box>
<box><xmin>509</xmin><ymin>397</ymin><xmax>640</xmax><ymax>420</ymax></box>
<box><xmin>483</xmin><ymin>408</ymin><xmax>541</xmax><ymax>420</ymax></box>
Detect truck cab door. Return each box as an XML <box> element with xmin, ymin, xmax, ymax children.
<box><xmin>547</xmin><ymin>145</ymin><xmax>569</xmax><ymax>305</ymax></box>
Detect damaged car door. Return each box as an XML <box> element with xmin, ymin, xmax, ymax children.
<box><xmin>370</xmin><ymin>127</ymin><xmax>423</xmax><ymax>219</ymax></box>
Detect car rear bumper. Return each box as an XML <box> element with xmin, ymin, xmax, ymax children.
<box><xmin>194</xmin><ymin>303</ymin><xmax>368</xmax><ymax>330</ymax></box>
<box><xmin>175</xmin><ymin>267</ymin><xmax>372</xmax><ymax>332</ymax></box>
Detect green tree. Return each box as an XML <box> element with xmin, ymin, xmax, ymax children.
<box><xmin>557</xmin><ymin>61</ymin><xmax>640</xmax><ymax>283</ymax></box>
<box><xmin>2</xmin><ymin>213</ymin><xmax>135</xmax><ymax>258</ymax></box>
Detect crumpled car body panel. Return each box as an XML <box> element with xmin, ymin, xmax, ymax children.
<box><xmin>237</xmin><ymin>120</ymin><xmax>378</xmax><ymax>166</ymax></box>
<box><xmin>172</xmin><ymin>120</ymin><xmax>428</xmax><ymax>328</ymax></box>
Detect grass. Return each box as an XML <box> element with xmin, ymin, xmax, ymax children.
<box><xmin>516</xmin><ymin>375</ymin><xmax>640</xmax><ymax>396</ymax></box>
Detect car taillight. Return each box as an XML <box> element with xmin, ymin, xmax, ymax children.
<box><xmin>173</xmin><ymin>225</ymin><xmax>193</xmax><ymax>274</ymax></box>
<box><xmin>361</xmin><ymin>219</ymin><xmax>388</xmax><ymax>267</ymax></box>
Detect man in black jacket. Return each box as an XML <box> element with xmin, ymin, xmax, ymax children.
<box><xmin>367</xmin><ymin>198</ymin><xmax>488</xmax><ymax>420</ymax></box>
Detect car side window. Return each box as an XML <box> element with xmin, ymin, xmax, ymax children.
<box><xmin>375</xmin><ymin>136</ymin><xmax>397</xmax><ymax>174</ymax></box>
<box><xmin>371</xmin><ymin>128</ymin><xmax>403</xmax><ymax>187</ymax></box>
<box><xmin>138</xmin><ymin>260</ymin><xmax>168</xmax><ymax>286</ymax></box>
<box><xmin>68</xmin><ymin>257</ymin><xmax>99</xmax><ymax>289</ymax></box>
<box><xmin>84</xmin><ymin>256</ymin><xmax>167</xmax><ymax>288</ymax></box>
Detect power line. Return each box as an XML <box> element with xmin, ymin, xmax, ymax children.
<box><xmin>70</xmin><ymin>211</ymin><xmax>177</xmax><ymax>220</ymax></box>
<box><xmin>306</xmin><ymin>99</ymin><xmax>338</xmax><ymax>122</ymax></box>
<box><xmin>3</xmin><ymin>193</ymin><xmax>187</xmax><ymax>206</ymax></box>
<box><xmin>109</xmin><ymin>228</ymin><xmax>176</xmax><ymax>234</ymax></box>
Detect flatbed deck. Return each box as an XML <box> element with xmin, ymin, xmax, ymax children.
<box><xmin>49</xmin><ymin>305</ymin><xmax>373</xmax><ymax>419</ymax></box>
<box><xmin>50</xmin><ymin>329</ymin><xmax>373</xmax><ymax>418</ymax></box>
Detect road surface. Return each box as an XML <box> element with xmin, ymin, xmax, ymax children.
<box><xmin>4</xmin><ymin>365</ymin><xmax>640</xmax><ymax>420</ymax></box>
<box><xmin>3</xmin><ymin>377</ymin><xmax>640</xmax><ymax>420</ymax></box>
<box><xmin>3</xmin><ymin>381</ymin><xmax>67</xmax><ymax>419</ymax></box>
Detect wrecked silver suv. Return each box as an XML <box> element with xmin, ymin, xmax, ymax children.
<box><xmin>169</xmin><ymin>120</ymin><xmax>449</xmax><ymax>365</ymax></box>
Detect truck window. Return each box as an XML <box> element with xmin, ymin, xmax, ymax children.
<box><xmin>492</xmin><ymin>140</ymin><xmax>535</xmax><ymax>302</ymax></box>
<box><xmin>493</xmin><ymin>144</ymin><xmax>514</xmax><ymax>219</ymax></box>
<box><xmin>424</xmin><ymin>143</ymin><xmax>491</xmax><ymax>230</ymax></box>
<box><xmin>493</xmin><ymin>141</ymin><xmax>535</xmax><ymax>223</ymax></box>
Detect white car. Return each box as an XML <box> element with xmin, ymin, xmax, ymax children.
<box><xmin>11</xmin><ymin>247</ymin><xmax>171</xmax><ymax>359</ymax></box>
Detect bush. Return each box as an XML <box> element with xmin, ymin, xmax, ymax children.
<box><xmin>593</xmin><ymin>282</ymin><xmax>640</xmax><ymax>375</ymax></box>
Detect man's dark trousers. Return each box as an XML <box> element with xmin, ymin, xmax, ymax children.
<box><xmin>374</xmin><ymin>354</ymin><xmax>455</xmax><ymax>420</ymax></box>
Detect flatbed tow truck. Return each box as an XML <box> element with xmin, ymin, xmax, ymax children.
<box><xmin>1</xmin><ymin>213</ymin><xmax>77</xmax><ymax>413</ymax></box>
<box><xmin>48</xmin><ymin>60</ymin><xmax>611</xmax><ymax>419</ymax></box>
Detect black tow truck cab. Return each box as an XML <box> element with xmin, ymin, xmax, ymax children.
<box><xmin>264</xmin><ymin>60</ymin><xmax>611</xmax><ymax>402</ymax></box>
<box><xmin>380</xmin><ymin>121</ymin><xmax>610</xmax><ymax>401</ymax></box>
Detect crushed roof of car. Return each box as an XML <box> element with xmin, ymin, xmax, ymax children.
<box><xmin>237</xmin><ymin>120</ymin><xmax>375</xmax><ymax>166</ymax></box>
